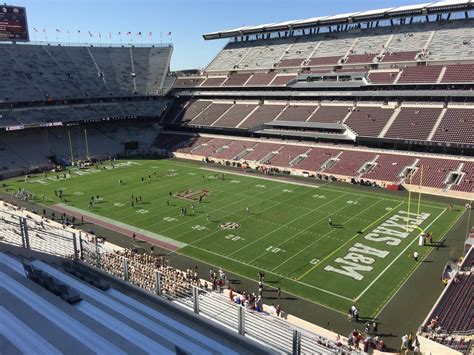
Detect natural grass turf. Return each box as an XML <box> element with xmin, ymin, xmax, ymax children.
<box><xmin>7</xmin><ymin>159</ymin><xmax>464</xmax><ymax>316</ymax></box>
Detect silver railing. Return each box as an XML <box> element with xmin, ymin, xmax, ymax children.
<box><xmin>82</xmin><ymin>247</ymin><xmax>353</xmax><ymax>354</ymax></box>
<box><xmin>7</xmin><ymin>41</ymin><xmax>173</xmax><ymax>48</ymax></box>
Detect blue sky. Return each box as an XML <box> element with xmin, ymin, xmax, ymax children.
<box><xmin>17</xmin><ymin>0</ymin><xmax>424</xmax><ymax>70</ymax></box>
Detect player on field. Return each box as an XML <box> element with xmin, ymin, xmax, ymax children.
<box><xmin>246</xmin><ymin>207</ymin><xmax>250</xmax><ymax>215</ymax></box>
<box><xmin>328</xmin><ymin>216</ymin><xmax>333</xmax><ymax>227</ymax></box>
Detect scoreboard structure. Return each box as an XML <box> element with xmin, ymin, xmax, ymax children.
<box><xmin>0</xmin><ymin>5</ymin><xmax>29</xmax><ymax>42</ymax></box>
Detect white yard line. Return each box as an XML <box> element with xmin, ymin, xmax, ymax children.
<box><xmin>372</xmin><ymin>208</ymin><xmax>465</xmax><ymax>318</ymax></box>
<box><xmin>273</xmin><ymin>198</ymin><xmax>383</xmax><ymax>272</ymax></box>
<box><xmin>201</xmin><ymin>166</ymin><xmax>333</xmax><ymax>189</ymax></box>
<box><xmin>355</xmin><ymin>208</ymin><xmax>447</xmax><ymax>301</ymax></box>
<box><xmin>186</xmin><ymin>185</ymin><xmax>311</xmax><ymax>246</ymax></box>
<box><xmin>248</xmin><ymin>194</ymin><xmax>351</xmax><ymax>264</ymax></box>
<box><xmin>227</xmin><ymin>193</ymin><xmax>348</xmax><ymax>258</ymax></box>
<box><xmin>200</xmin><ymin>166</ymin><xmax>447</xmax><ymax>210</ymax></box>
<box><xmin>187</xmin><ymin>244</ymin><xmax>354</xmax><ymax>302</ymax></box>
<box><xmin>156</xmin><ymin>183</ymin><xmax>285</xmax><ymax>235</ymax></box>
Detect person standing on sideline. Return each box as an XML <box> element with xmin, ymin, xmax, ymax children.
<box><xmin>372</xmin><ymin>321</ymin><xmax>378</xmax><ymax>334</ymax></box>
<box><xmin>275</xmin><ymin>304</ymin><xmax>281</xmax><ymax>317</ymax></box>
<box><xmin>365</xmin><ymin>321</ymin><xmax>371</xmax><ymax>334</ymax></box>
<box><xmin>413</xmin><ymin>251</ymin><xmax>419</xmax><ymax>261</ymax></box>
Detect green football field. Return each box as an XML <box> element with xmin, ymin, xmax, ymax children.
<box><xmin>7</xmin><ymin>159</ymin><xmax>465</xmax><ymax>317</ymax></box>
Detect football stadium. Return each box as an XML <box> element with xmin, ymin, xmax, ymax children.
<box><xmin>0</xmin><ymin>1</ymin><xmax>473</xmax><ymax>354</ymax></box>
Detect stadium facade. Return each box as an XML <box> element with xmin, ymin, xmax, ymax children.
<box><xmin>0</xmin><ymin>1</ymin><xmax>473</xmax><ymax>354</ymax></box>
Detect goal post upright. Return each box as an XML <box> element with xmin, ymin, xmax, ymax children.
<box><xmin>417</xmin><ymin>165</ymin><xmax>424</xmax><ymax>217</ymax></box>
<box><xmin>84</xmin><ymin>128</ymin><xmax>90</xmax><ymax>160</ymax></box>
<box><xmin>68</xmin><ymin>130</ymin><xmax>74</xmax><ymax>164</ymax></box>
<box><xmin>407</xmin><ymin>173</ymin><xmax>413</xmax><ymax>229</ymax></box>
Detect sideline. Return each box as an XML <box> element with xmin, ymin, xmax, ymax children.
<box><xmin>199</xmin><ymin>166</ymin><xmax>448</xmax><ymax>210</ymax></box>
<box><xmin>356</xmin><ymin>208</ymin><xmax>447</xmax><ymax>301</ymax></box>
<box><xmin>51</xmin><ymin>204</ymin><xmax>186</xmax><ymax>251</ymax></box>
<box><xmin>372</xmin><ymin>208</ymin><xmax>465</xmax><ymax>318</ymax></box>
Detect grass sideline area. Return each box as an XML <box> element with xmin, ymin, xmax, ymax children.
<box><xmin>6</xmin><ymin>159</ymin><xmax>465</xmax><ymax>317</ymax></box>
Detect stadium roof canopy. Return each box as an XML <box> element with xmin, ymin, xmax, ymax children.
<box><xmin>203</xmin><ymin>0</ymin><xmax>473</xmax><ymax>40</ymax></box>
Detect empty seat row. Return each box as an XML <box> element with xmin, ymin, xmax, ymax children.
<box><xmin>22</xmin><ymin>259</ymin><xmax>82</xmax><ymax>304</ymax></box>
<box><xmin>160</xmin><ymin>133</ymin><xmax>473</xmax><ymax>192</ymax></box>
<box><xmin>62</xmin><ymin>261</ymin><xmax>110</xmax><ymax>290</ymax></box>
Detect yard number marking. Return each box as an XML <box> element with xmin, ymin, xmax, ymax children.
<box><xmin>346</xmin><ymin>200</ymin><xmax>359</xmax><ymax>205</ymax></box>
<box><xmin>265</xmin><ymin>246</ymin><xmax>286</xmax><ymax>253</ymax></box>
<box><xmin>225</xmin><ymin>234</ymin><xmax>244</xmax><ymax>241</ymax></box>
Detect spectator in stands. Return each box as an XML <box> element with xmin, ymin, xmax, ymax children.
<box><xmin>413</xmin><ymin>342</ymin><xmax>421</xmax><ymax>355</ymax></box>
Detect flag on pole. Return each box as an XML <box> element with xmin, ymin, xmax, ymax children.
<box><xmin>55</xmin><ymin>29</ymin><xmax>61</xmax><ymax>32</ymax></box>
<box><xmin>137</xmin><ymin>31</ymin><xmax>142</xmax><ymax>36</ymax></box>
<box><xmin>126</xmin><ymin>31</ymin><xmax>131</xmax><ymax>35</ymax></box>
<box><xmin>77</xmin><ymin>30</ymin><xmax>81</xmax><ymax>34</ymax></box>
<box><xmin>88</xmin><ymin>31</ymin><xmax>93</xmax><ymax>37</ymax></box>
<box><xmin>98</xmin><ymin>32</ymin><xmax>101</xmax><ymax>39</ymax></box>
<box><xmin>148</xmin><ymin>31</ymin><xmax>152</xmax><ymax>37</ymax></box>
<box><xmin>42</xmin><ymin>28</ymin><xmax>47</xmax><ymax>33</ymax></box>
<box><xmin>167</xmin><ymin>31</ymin><xmax>172</xmax><ymax>36</ymax></box>
<box><xmin>33</xmin><ymin>27</ymin><xmax>38</xmax><ymax>32</ymax></box>
<box><xmin>109</xmin><ymin>32</ymin><xmax>111</xmax><ymax>39</ymax></box>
